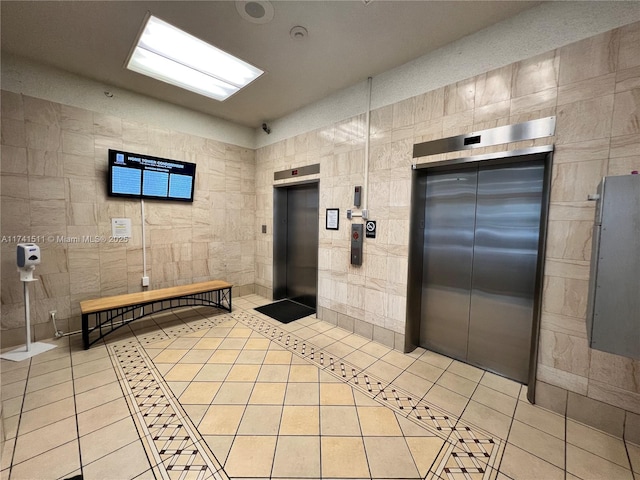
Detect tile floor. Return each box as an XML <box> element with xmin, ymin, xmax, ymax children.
<box><xmin>1</xmin><ymin>294</ymin><xmax>638</xmax><ymax>480</ymax></box>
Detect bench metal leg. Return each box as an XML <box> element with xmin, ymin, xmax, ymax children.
<box><xmin>82</xmin><ymin>313</ymin><xmax>89</xmax><ymax>350</ymax></box>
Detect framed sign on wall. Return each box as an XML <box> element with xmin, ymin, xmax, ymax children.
<box><xmin>326</xmin><ymin>208</ymin><xmax>339</xmax><ymax>230</ymax></box>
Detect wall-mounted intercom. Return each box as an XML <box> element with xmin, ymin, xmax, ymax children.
<box><xmin>351</xmin><ymin>224</ymin><xmax>363</xmax><ymax>265</ymax></box>
<box><xmin>354</xmin><ymin>186</ymin><xmax>362</xmax><ymax>208</ymax></box>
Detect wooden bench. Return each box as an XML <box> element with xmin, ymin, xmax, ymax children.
<box><xmin>81</xmin><ymin>280</ymin><xmax>232</xmax><ymax>349</ymax></box>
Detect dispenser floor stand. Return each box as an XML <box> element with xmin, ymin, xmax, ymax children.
<box><xmin>0</xmin><ymin>278</ymin><xmax>56</xmax><ymax>362</ymax></box>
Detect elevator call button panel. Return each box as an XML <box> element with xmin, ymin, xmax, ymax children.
<box><xmin>351</xmin><ymin>224</ymin><xmax>363</xmax><ymax>265</ymax></box>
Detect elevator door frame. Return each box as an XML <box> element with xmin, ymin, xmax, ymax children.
<box><xmin>406</xmin><ymin>147</ymin><xmax>553</xmax><ymax>404</ymax></box>
<box><xmin>273</xmin><ymin>180</ymin><xmax>319</xmax><ymax>308</ymax></box>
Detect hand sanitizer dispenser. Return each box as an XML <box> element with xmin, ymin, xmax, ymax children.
<box><xmin>17</xmin><ymin>243</ymin><xmax>41</xmax><ymax>281</ymax></box>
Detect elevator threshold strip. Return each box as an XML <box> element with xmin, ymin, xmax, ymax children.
<box><xmin>108</xmin><ymin>310</ymin><xmax>504</xmax><ymax>480</ymax></box>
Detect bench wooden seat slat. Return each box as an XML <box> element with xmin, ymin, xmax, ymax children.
<box><xmin>81</xmin><ymin>280</ymin><xmax>233</xmax><ymax>349</ymax></box>
<box><xmin>80</xmin><ymin>280</ymin><xmax>232</xmax><ymax>314</ymax></box>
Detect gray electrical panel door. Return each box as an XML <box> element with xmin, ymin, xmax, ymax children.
<box><xmin>587</xmin><ymin>174</ymin><xmax>640</xmax><ymax>359</ymax></box>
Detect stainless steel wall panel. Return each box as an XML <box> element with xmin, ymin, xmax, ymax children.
<box><xmin>587</xmin><ymin>174</ymin><xmax>640</xmax><ymax>359</ymax></box>
<box><xmin>466</xmin><ymin>161</ymin><xmax>544</xmax><ymax>383</ymax></box>
<box><xmin>419</xmin><ymin>170</ymin><xmax>477</xmax><ymax>358</ymax></box>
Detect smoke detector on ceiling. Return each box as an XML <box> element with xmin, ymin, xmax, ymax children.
<box><xmin>236</xmin><ymin>1</ymin><xmax>274</xmax><ymax>24</ymax></box>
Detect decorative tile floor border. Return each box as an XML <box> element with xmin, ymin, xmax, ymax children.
<box><xmin>108</xmin><ymin>309</ymin><xmax>504</xmax><ymax>480</ymax></box>
<box><xmin>110</xmin><ymin>341</ymin><xmax>229</xmax><ymax>480</ymax></box>
<box><xmin>109</xmin><ymin>314</ymin><xmax>233</xmax><ymax>480</ymax></box>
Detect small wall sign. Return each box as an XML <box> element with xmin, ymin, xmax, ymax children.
<box><xmin>365</xmin><ymin>220</ymin><xmax>376</xmax><ymax>238</ymax></box>
<box><xmin>326</xmin><ymin>208</ymin><xmax>339</xmax><ymax>230</ymax></box>
<box><xmin>112</xmin><ymin>218</ymin><xmax>132</xmax><ymax>238</ymax></box>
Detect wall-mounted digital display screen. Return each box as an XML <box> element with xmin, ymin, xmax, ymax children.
<box><xmin>108</xmin><ymin>149</ymin><xmax>196</xmax><ymax>202</ymax></box>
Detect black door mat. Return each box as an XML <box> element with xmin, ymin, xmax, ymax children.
<box><xmin>254</xmin><ymin>299</ymin><xmax>316</xmax><ymax>324</ymax></box>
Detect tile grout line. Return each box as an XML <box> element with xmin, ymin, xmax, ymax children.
<box><xmin>491</xmin><ymin>380</ymin><xmax>522</xmax><ymax>478</ymax></box>
<box><xmin>5</xmin><ymin>355</ymin><xmax>32</xmax><ymax>480</ymax></box>
<box><xmin>68</xmin><ymin>336</ymin><xmax>87</xmax><ymax>480</ymax></box>
<box><xmin>564</xmin><ymin>423</ymin><xmax>636</xmax><ymax>473</ymax></box>
<box><xmin>624</xmin><ymin>439</ymin><xmax>637</xmax><ymax>480</ymax></box>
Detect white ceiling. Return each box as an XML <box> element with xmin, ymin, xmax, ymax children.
<box><xmin>1</xmin><ymin>1</ymin><xmax>541</xmax><ymax>128</ymax></box>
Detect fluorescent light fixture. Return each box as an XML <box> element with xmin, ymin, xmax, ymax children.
<box><xmin>127</xmin><ymin>14</ymin><xmax>263</xmax><ymax>101</ymax></box>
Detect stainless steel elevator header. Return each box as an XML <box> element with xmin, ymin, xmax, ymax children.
<box><xmin>274</xmin><ymin>164</ymin><xmax>320</xmax><ymax>181</ymax></box>
<box><xmin>414</xmin><ymin>145</ymin><xmax>554</xmax><ymax>170</ymax></box>
<box><xmin>412</xmin><ymin>116</ymin><xmax>556</xmax><ymax>159</ymax></box>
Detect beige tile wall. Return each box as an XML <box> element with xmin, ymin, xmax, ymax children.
<box><xmin>255</xmin><ymin>21</ymin><xmax>640</xmax><ymax>417</ymax></box>
<box><xmin>0</xmin><ymin>93</ymin><xmax>256</xmax><ymax>347</ymax></box>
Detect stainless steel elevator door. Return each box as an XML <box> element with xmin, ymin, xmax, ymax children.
<box><xmin>285</xmin><ymin>184</ymin><xmax>319</xmax><ymax>308</ymax></box>
<box><xmin>467</xmin><ymin>161</ymin><xmax>544</xmax><ymax>383</ymax></box>
<box><xmin>419</xmin><ymin>159</ymin><xmax>544</xmax><ymax>383</ymax></box>
<box><xmin>420</xmin><ymin>170</ymin><xmax>477</xmax><ymax>358</ymax></box>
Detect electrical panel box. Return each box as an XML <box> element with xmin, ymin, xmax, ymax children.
<box><xmin>586</xmin><ymin>174</ymin><xmax>640</xmax><ymax>359</ymax></box>
<box><xmin>351</xmin><ymin>224</ymin><xmax>363</xmax><ymax>265</ymax></box>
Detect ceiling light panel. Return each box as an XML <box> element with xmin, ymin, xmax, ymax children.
<box><xmin>127</xmin><ymin>14</ymin><xmax>263</xmax><ymax>101</ymax></box>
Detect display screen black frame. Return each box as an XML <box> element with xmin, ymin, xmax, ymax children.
<box><xmin>108</xmin><ymin>149</ymin><xmax>196</xmax><ymax>202</ymax></box>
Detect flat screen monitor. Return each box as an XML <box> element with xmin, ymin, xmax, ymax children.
<box><xmin>108</xmin><ymin>149</ymin><xmax>196</xmax><ymax>202</ymax></box>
